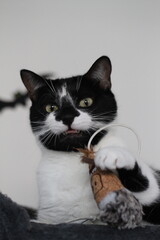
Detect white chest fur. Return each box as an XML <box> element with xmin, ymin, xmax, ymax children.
<box><xmin>37</xmin><ymin>132</ymin><xmax>125</xmax><ymax>224</ymax></box>
<box><xmin>37</xmin><ymin>149</ymin><xmax>99</xmax><ymax>224</ymax></box>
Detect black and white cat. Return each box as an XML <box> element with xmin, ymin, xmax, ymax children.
<box><xmin>21</xmin><ymin>56</ymin><xmax>160</xmax><ymax>225</ymax></box>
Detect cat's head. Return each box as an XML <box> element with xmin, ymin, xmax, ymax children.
<box><xmin>20</xmin><ymin>56</ymin><xmax>117</xmax><ymax>151</ymax></box>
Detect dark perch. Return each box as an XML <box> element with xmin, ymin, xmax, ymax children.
<box><xmin>0</xmin><ymin>192</ymin><xmax>160</xmax><ymax>240</ymax></box>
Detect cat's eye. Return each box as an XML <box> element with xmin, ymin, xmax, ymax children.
<box><xmin>45</xmin><ymin>104</ymin><xmax>58</xmax><ymax>113</ymax></box>
<box><xmin>79</xmin><ymin>98</ymin><xmax>93</xmax><ymax>108</ymax></box>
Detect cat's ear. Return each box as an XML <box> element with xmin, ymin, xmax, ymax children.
<box><xmin>20</xmin><ymin>69</ymin><xmax>44</xmax><ymax>100</ymax></box>
<box><xmin>85</xmin><ymin>56</ymin><xmax>112</xmax><ymax>89</ymax></box>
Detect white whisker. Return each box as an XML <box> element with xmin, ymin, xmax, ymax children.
<box><xmin>91</xmin><ymin>110</ymin><xmax>116</xmax><ymax>117</ymax></box>
<box><xmin>44</xmin><ymin>78</ymin><xmax>56</xmax><ymax>95</ymax></box>
<box><xmin>40</xmin><ymin>131</ymin><xmax>53</xmax><ymax>145</ymax></box>
<box><xmin>49</xmin><ymin>79</ymin><xmax>56</xmax><ymax>93</ymax></box>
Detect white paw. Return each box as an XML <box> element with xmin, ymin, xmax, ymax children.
<box><xmin>94</xmin><ymin>147</ymin><xmax>136</xmax><ymax>171</ymax></box>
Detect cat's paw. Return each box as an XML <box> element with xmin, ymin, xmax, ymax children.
<box><xmin>94</xmin><ymin>147</ymin><xmax>136</xmax><ymax>171</ymax></box>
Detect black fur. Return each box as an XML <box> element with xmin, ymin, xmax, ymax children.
<box><xmin>118</xmin><ymin>163</ymin><xmax>149</xmax><ymax>192</ymax></box>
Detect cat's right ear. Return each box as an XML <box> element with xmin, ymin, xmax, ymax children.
<box><xmin>20</xmin><ymin>70</ymin><xmax>44</xmax><ymax>100</ymax></box>
<box><xmin>85</xmin><ymin>56</ymin><xmax>112</xmax><ymax>89</ymax></box>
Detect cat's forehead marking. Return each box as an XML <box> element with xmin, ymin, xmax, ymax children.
<box><xmin>59</xmin><ymin>84</ymin><xmax>67</xmax><ymax>98</ymax></box>
<box><xmin>58</xmin><ymin>83</ymin><xmax>75</xmax><ymax>107</ymax></box>
<box><xmin>58</xmin><ymin>83</ymin><xmax>67</xmax><ymax>101</ymax></box>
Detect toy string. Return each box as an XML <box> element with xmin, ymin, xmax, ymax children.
<box><xmin>87</xmin><ymin>123</ymin><xmax>141</xmax><ymax>160</ymax></box>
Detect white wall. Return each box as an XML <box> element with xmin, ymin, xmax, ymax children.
<box><xmin>0</xmin><ymin>0</ymin><xmax>160</xmax><ymax>208</ymax></box>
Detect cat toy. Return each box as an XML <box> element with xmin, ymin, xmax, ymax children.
<box><xmin>78</xmin><ymin>124</ymin><xmax>143</xmax><ymax>229</ymax></box>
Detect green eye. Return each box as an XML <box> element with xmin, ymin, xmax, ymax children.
<box><xmin>45</xmin><ymin>104</ymin><xmax>58</xmax><ymax>113</ymax></box>
<box><xmin>79</xmin><ymin>98</ymin><xmax>93</xmax><ymax>108</ymax></box>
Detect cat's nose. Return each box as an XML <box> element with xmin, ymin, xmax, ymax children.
<box><xmin>62</xmin><ymin>115</ymin><xmax>75</xmax><ymax>126</ymax></box>
<box><xmin>56</xmin><ymin>107</ymin><xmax>80</xmax><ymax>126</ymax></box>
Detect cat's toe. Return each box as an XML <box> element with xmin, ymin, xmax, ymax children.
<box><xmin>94</xmin><ymin>147</ymin><xmax>136</xmax><ymax>171</ymax></box>
<box><xmin>94</xmin><ymin>148</ymin><xmax>117</xmax><ymax>170</ymax></box>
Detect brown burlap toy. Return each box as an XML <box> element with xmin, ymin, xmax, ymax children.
<box><xmin>78</xmin><ymin>148</ymin><xmax>143</xmax><ymax>229</ymax></box>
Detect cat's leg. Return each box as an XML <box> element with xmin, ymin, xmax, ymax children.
<box><xmin>94</xmin><ymin>146</ymin><xmax>160</xmax><ymax>224</ymax></box>
<box><xmin>118</xmin><ymin>163</ymin><xmax>160</xmax><ymax>224</ymax></box>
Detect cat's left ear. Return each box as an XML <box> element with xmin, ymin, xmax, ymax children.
<box><xmin>20</xmin><ymin>69</ymin><xmax>44</xmax><ymax>100</ymax></box>
<box><xmin>85</xmin><ymin>56</ymin><xmax>112</xmax><ymax>89</ymax></box>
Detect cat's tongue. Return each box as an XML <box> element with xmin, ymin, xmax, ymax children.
<box><xmin>65</xmin><ymin>129</ymin><xmax>80</xmax><ymax>135</ymax></box>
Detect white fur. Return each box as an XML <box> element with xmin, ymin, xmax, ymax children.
<box><xmin>59</xmin><ymin>85</ymin><xmax>67</xmax><ymax>98</ymax></box>
<box><xmin>46</xmin><ymin>114</ymin><xmax>68</xmax><ymax>134</ymax></box>
<box><xmin>71</xmin><ymin>110</ymin><xmax>107</xmax><ymax>131</ymax></box>
<box><xmin>71</xmin><ymin>111</ymin><xmax>93</xmax><ymax>131</ymax></box>
<box><xmin>37</xmin><ymin>132</ymin><xmax>124</xmax><ymax>224</ymax></box>
<box><xmin>94</xmin><ymin>146</ymin><xmax>136</xmax><ymax>171</ymax></box>
<box><xmin>58</xmin><ymin>84</ymin><xmax>75</xmax><ymax>107</ymax></box>
<box><xmin>37</xmin><ymin>149</ymin><xmax>99</xmax><ymax>224</ymax></box>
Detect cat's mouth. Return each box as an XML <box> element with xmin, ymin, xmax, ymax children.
<box><xmin>63</xmin><ymin>129</ymin><xmax>81</xmax><ymax>136</ymax></box>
